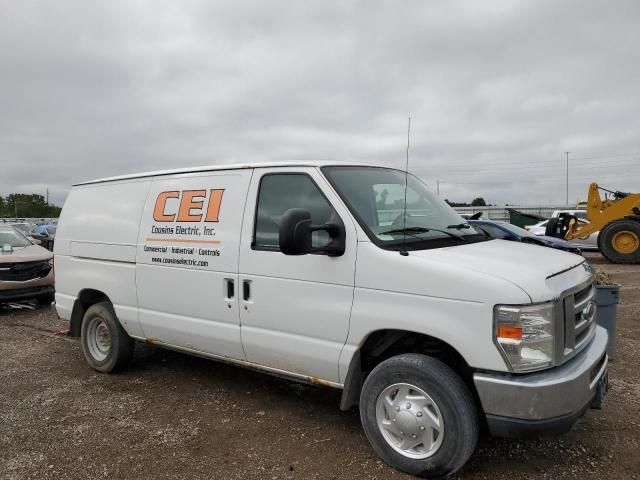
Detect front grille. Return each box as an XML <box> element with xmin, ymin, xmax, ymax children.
<box><xmin>0</xmin><ymin>261</ymin><xmax>52</xmax><ymax>282</ymax></box>
<box><xmin>562</xmin><ymin>281</ymin><xmax>597</xmax><ymax>359</ymax></box>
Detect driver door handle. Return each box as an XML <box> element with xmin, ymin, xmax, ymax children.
<box><xmin>242</xmin><ymin>280</ymin><xmax>251</xmax><ymax>302</ymax></box>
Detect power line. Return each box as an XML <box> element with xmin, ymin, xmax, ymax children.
<box><xmin>424</xmin><ymin>158</ymin><xmax>639</xmax><ymax>175</ymax></box>
<box><xmin>433</xmin><ymin>171</ymin><xmax>632</xmax><ymax>183</ymax></box>
<box><xmin>411</xmin><ymin>151</ymin><xmax>640</xmax><ymax>167</ymax></box>
<box><xmin>435</xmin><ymin>177</ymin><xmax>636</xmax><ymax>186</ymax></box>
<box><xmin>412</xmin><ymin>157</ymin><xmax>639</xmax><ymax>173</ymax></box>
<box><xmin>570</xmin><ymin>151</ymin><xmax>640</xmax><ymax>161</ymax></box>
<box><xmin>435</xmin><ymin>166</ymin><xmax>638</xmax><ymax>180</ymax></box>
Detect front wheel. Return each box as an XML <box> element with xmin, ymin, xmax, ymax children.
<box><xmin>359</xmin><ymin>354</ymin><xmax>478</xmax><ymax>478</ymax></box>
<box><xmin>80</xmin><ymin>301</ymin><xmax>134</xmax><ymax>373</ymax></box>
<box><xmin>599</xmin><ymin>219</ymin><xmax>640</xmax><ymax>264</ymax></box>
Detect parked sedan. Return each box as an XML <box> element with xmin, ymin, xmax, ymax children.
<box><xmin>525</xmin><ymin>219</ymin><xmax>599</xmax><ymax>251</ymax></box>
<box><xmin>469</xmin><ymin>219</ymin><xmax>582</xmax><ymax>254</ymax></box>
<box><xmin>0</xmin><ymin>225</ymin><xmax>55</xmax><ymax>305</ymax></box>
<box><xmin>31</xmin><ymin>224</ymin><xmax>56</xmax><ymax>251</ymax></box>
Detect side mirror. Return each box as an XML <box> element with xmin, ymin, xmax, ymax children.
<box><xmin>279</xmin><ymin>208</ymin><xmax>346</xmax><ymax>257</ymax></box>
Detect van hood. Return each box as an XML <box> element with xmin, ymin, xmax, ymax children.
<box><xmin>410</xmin><ymin>239</ymin><xmax>586</xmax><ymax>302</ymax></box>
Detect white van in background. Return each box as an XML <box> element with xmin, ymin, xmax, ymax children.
<box><xmin>54</xmin><ymin>162</ymin><xmax>608</xmax><ymax>478</ymax></box>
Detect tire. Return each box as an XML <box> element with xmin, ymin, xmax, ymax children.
<box><xmin>599</xmin><ymin>219</ymin><xmax>640</xmax><ymax>264</ymax></box>
<box><xmin>80</xmin><ymin>301</ymin><xmax>134</xmax><ymax>373</ymax></box>
<box><xmin>359</xmin><ymin>354</ymin><xmax>478</xmax><ymax>478</ymax></box>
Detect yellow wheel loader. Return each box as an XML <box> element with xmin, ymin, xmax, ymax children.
<box><xmin>546</xmin><ymin>183</ymin><xmax>640</xmax><ymax>264</ymax></box>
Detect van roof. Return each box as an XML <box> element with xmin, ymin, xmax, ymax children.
<box><xmin>73</xmin><ymin>161</ymin><xmax>384</xmax><ymax>186</ymax></box>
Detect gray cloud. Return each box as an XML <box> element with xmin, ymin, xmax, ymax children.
<box><xmin>1</xmin><ymin>0</ymin><xmax>639</xmax><ymax>207</ymax></box>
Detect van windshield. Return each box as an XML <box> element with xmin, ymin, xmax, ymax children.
<box><xmin>323</xmin><ymin>166</ymin><xmax>486</xmax><ymax>250</ymax></box>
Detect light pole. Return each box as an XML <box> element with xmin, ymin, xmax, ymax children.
<box><xmin>14</xmin><ymin>201</ymin><xmax>27</xmax><ymax>219</ymax></box>
<box><xmin>565</xmin><ymin>151</ymin><xmax>570</xmax><ymax>205</ymax></box>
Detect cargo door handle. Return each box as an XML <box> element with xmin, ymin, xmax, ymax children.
<box><xmin>242</xmin><ymin>280</ymin><xmax>251</xmax><ymax>301</ymax></box>
<box><xmin>224</xmin><ymin>279</ymin><xmax>235</xmax><ymax>301</ymax></box>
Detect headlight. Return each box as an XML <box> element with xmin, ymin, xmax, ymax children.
<box><xmin>494</xmin><ymin>302</ymin><xmax>555</xmax><ymax>372</ymax></box>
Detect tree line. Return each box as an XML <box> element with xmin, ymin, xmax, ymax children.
<box><xmin>0</xmin><ymin>193</ymin><xmax>62</xmax><ymax>218</ymax></box>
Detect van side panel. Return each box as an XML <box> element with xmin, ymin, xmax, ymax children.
<box><xmin>135</xmin><ymin>170</ymin><xmax>252</xmax><ymax>360</ymax></box>
<box><xmin>337</xmin><ymin>242</ymin><xmax>529</xmax><ymax>380</ymax></box>
<box><xmin>54</xmin><ymin>256</ymin><xmax>140</xmax><ymax>335</ymax></box>
<box><xmin>54</xmin><ymin>179</ymin><xmax>151</xmax><ymax>338</ymax></box>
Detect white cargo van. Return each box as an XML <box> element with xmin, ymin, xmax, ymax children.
<box><xmin>55</xmin><ymin>162</ymin><xmax>608</xmax><ymax>478</ymax></box>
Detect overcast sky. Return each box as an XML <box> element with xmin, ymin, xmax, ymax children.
<box><xmin>1</xmin><ymin>0</ymin><xmax>639</xmax><ymax>207</ymax></box>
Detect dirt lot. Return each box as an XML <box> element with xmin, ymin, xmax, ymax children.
<box><xmin>1</xmin><ymin>252</ymin><xmax>638</xmax><ymax>479</ymax></box>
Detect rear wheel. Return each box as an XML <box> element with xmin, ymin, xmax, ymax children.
<box><xmin>359</xmin><ymin>354</ymin><xmax>478</xmax><ymax>478</ymax></box>
<box><xmin>80</xmin><ymin>301</ymin><xmax>134</xmax><ymax>372</ymax></box>
<box><xmin>599</xmin><ymin>220</ymin><xmax>640</xmax><ymax>264</ymax></box>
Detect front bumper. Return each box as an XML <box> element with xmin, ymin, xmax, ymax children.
<box><xmin>0</xmin><ymin>285</ymin><xmax>55</xmax><ymax>303</ymax></box>
<box><xmin>474</xmin><ymin>326</ymin><xmax>609</xmax><ymax>438</ymax></box>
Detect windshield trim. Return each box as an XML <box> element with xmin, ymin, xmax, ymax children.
<box><xmin>321</xmin><ymin>166</ymin><xmax>487</xmax><ymax>252</ymax></box>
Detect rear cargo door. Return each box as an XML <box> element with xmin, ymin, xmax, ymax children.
<box><xmin>136</xmin><ymin>169</ymin><xmax>252</xmax><ymax>360</ymax></box>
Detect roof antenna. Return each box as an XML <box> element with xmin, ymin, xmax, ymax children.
<box><xmin>400</xmin><ymin>116</ymin><xmax>411</xmax><ymax>257</ymax></box>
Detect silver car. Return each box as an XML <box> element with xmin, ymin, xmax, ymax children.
<box><xmin>525</xmin><ymin>219</ymin><xmax>599</xmax><ymax>251</ymax></box>
<box><xmin>0</xmin><ymin>225</ymin><xmax>55</xmax><ymax>304</ymax></box>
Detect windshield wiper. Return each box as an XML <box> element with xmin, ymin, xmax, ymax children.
<box><xmin>446</xmin><ymin>223</ymin><xmax>471</xmax><ymax>230</ymax></box>
<box><xmin>380</xmin><ymin>226</ymin><xmax>466</xmax><ymax>240</ymax></box>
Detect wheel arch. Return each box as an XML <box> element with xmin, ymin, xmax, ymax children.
<box><xmin>69</xmin><ymin>289</ymin><xmax>111</xmax><ymax>337</ymax></box>
<box><xmin>340</xmin><ymin>329</ymin><xmax>477</xmax><ymax>411</ymax></box>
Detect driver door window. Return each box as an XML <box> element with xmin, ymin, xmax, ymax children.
<box><xmin>254</xmin><ymin>174</ymin><xmax>334</xmax><ymax>251</ymax></box>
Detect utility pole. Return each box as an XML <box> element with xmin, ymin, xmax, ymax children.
<box><xmin>436</xmin><ymin>180</ymin><xmax>440</xmax><ymax>196</ymax></box>
<box><xmin>565</xmin><ymin>151</ymin><xmax>570</xmax><ymax>205</ymax></box>
<box><xmin>46</xmin><ymin>188</ymin><xmax>49</xmax><ymax>205</ymax></box>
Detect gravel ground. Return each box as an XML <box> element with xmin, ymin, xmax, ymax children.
<box><xmin>0</xmin><ymin>252</ymin><xmax>638</xmax><ymax>479</ymax></box>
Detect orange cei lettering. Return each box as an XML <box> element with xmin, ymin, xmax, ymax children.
<box><xmin>153</xmin><ymin>191</ymin><xmax>179</xmax><ymax>222</ymax></box>
<box><xmin>205</xmin><ymin>189</ymin><xmax>224</xmax><ymax>222</ymax></box>
<box><xmin>153</xmin><ymin>189</ymin><xmax>225</xmax><ymax>223</ymax></box>
<box><xmin>177</xmin><ymin>190</ymin><xmax>206</xmax><ymax>222</ymax></box>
